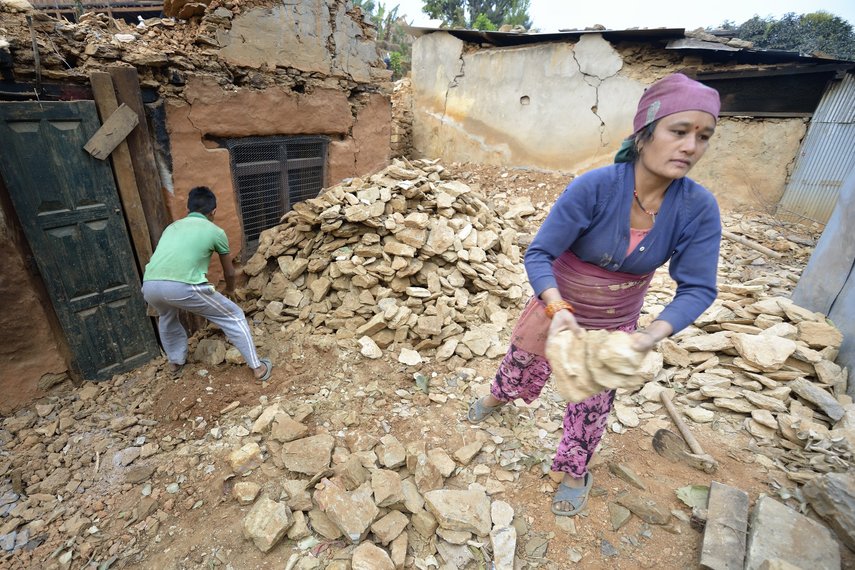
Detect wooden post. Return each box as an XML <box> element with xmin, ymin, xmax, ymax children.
<box><xmin>89</xmin><ymin>71</ymin><xmax>153</xmax><ymax>271</ymax></box>
<box><xmin>108</xmin><ymin>65</ymin><xmax>171</xmax><ymax>247</ymax></box>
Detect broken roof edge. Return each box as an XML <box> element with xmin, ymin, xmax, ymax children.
<box><xmin>666</xmin><ymin>39</ymin><xmax>854</xmax><ymax>65</ymax></box>
<box><xmin>406</xmin><ymin>26</ymin><xmax>854</xmax><ymax>65</ymax></box>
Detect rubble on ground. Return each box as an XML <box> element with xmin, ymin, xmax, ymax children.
<box><xmin>1</xmin><ymin>160</ymin><xmax>852</xmax><ymax>568</ymax></box>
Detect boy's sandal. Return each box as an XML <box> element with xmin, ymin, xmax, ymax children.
<box><xmin>168</xmin><ymin>363</ymin><xmax>185</xmax><ymax>379</ymax></box>
<box><xmin>467</xmin><ymin>396</ymin><xmax>503</xmax><ymax>424</ymax></box>
<box><xmin>551</xmin><ymin>472</ymin><xmax>593</xmax><ymax>517</ymax></box>
<box><xmin>254</xmin><ymin>358</ymin><xmax>273</xmax><ymax>383</ymax></box>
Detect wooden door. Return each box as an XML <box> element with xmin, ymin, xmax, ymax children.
<box><xmin>0</xmin><ymin>101</ymin><xmax>159</xmax><ymax>381</ymax></box>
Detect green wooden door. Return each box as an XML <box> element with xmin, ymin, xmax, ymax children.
<box><xmin>0</xmin><ymin>101</ymin><xmax>159</xmax><ymax>381</ymax></box>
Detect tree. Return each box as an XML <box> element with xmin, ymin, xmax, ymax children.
<box><xmin>716</xmin><ymin>11</ymin><xmax>855</xmax><ymax>60</ymax></box>
<box><xmin>353</xmin><ymin>0</ymin><xmax>413</xmax><ymax>80</ymax></box>
<box><xmin>423</xmin><ymin>0</ymin><xmax>532</xmax><ymax>29</ymax></box>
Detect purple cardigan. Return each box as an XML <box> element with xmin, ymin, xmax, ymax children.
<box><xmin>524</xmin><ymin>162</ymin><xmax>721</xmax><ymax>335</ymax></box>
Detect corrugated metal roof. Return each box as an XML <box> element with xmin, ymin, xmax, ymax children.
<box><xmin>813</xmin><ymin>73</ymin><xmax>855</xmax><ymax>123</ymax></box>
<box><xmin>778</xmin><ymin>73</ymin><xmax>855</xmax><ymax>224</ymax></box>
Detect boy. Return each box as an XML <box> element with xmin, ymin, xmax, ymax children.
<box><xmin>142</xmin><ymin>186</ymin><xmax>272</xmax><ymax>381</ymax></box>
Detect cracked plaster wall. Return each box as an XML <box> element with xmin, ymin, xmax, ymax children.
<box><xmin>411</xmin><ymin>32</ymin><xmax>806</xmax><ymax>209</ymax></box>
<box><xmin>412</xmin><ymin>33</ymin><xmax>642</xmax><ymax>173</ymax></box>
<box><xmin>166</xmin><ymin>78</ymin><xmax>390</xmax><ymax>277</ymax></box>
<box><xmin>691</xmin><ymin>118</ymin><xmax>807</xmax><ymax>211</ymax></box>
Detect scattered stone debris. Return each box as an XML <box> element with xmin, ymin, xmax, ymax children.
<box><xmin>0</xmin><ymin>161</ymin><xmax>850</xmax><ymax>568</ymax></box>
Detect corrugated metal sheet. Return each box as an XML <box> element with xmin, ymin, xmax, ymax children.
<box><xmin>778</xmin><ymin>73</ymin><xmax>855</xmax><ymax>224</ymax></box>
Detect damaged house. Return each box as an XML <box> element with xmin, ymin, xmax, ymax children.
<box><xmin>0</xmin><ymin>0</ymin><xmax>393</xmax><ymax>408</ymax></box>
<box><xmin>407</xmin><ymin>27</ymin><xmax>855</xmax><ymax>215</ymax></box>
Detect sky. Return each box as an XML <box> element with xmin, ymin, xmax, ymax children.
<box><xmin>392</xmin><ymin>0</ymin><xmax>855</xmax><ymax>31</ymax></box>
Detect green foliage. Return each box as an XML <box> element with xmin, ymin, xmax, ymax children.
<box><xmin>718</xmin><ymin>11</ymin><xmax>855</xmax><ymax>60</ymax></box>
<box><xmin>472</xmin><ymin>13</ymin><xmax>497</xmax><ymax>31</ymax></box>
<box><xmin>423</xmin><ymin>0</ymin><xmax>531</xmax><ymax>29</ymax></box>
<box><xmin>388</xmin><ymin>51</ymin><xmax>405</xmax><ymax>80</ymax></box>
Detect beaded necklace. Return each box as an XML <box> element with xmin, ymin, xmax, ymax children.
<box><xmin>633</xmin><ymin>189</ymin><xmax>658</xmax><ymax>223</ymax></box>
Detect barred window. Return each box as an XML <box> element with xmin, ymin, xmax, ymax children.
<box><xmin>225</xmin><ymin>136</ymin><xmax>328</xmax><ymax>254</ymax></box>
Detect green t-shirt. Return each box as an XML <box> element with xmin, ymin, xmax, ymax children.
<box><xmin>143</xmin><ymin>212</ymin><xmax>230</xmax><ymax>284</ymax></box>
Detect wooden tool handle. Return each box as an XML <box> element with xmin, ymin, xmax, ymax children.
<box><xmin>660</xmin><ymin>391</ymin><xmax>706</xmax><ymax>456</ymax></box>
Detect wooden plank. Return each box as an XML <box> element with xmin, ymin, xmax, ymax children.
<box><xmin>700</xmin><ymin>481</ymin><xmax>749</xmax><ymax>570</ymax></box>
<box><xmin>719</xmin><ymin>111</ymin><xmax>813</xmax><ymax>118</ymax></box>
<box><xmin>83</xmin><ymin>103</ymin><xmax>139</xmax><ymax>160</ymax></box>
<box><xmin>89</xmin><ymin>71</ymin><xmax>153</xmax><ymax>271</ymax></box>
<box><xmin>108</xmin><ymin>65</ymin><xmax>171</xmax><ymax>247</ymax></box>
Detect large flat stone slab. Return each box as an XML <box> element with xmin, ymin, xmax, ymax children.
<box><xmin>745</xmin><ymin>496</ymin><xmax>840</xmax><ymax>570</ymax></box>
<box><xmin>701</xmin><ymin>482</ymin><xmax>749</xmax><ymax>570</ymax></box>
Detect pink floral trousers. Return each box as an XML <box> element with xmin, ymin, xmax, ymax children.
<box><xmin>490</xmin><ymin>343</ymin><xmax>615</xmax><ymax>478</ymax></box>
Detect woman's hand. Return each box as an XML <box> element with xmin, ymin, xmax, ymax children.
<box><xmin>630</xmin><ymin>320</ymin><xmax>674</xmax><ymax>352</ymax></box>
<box><xmin>548</xmin><ymin>309</ymin><xmax>582</xmax><ymax>338</ymax></box>
<box><xmin>630</xmin><ymin>331</ymin><xmax>657</xmax><ymax>353</ymax></box>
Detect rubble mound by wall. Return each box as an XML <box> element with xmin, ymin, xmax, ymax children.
<box><xmin>241</xmin><ymin>158</ymin><xmax>535</xmax><ymax>363</ymax></box>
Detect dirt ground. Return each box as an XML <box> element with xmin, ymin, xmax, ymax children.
<box><xmin>140</xmin><ymin>359</ymin><xmax>778</xmax><ymax>570</ymax></box>
<box><xmin>2</xmin><ymin>162</ymin><xmax>851</xmax><ymax>570</ymax></box>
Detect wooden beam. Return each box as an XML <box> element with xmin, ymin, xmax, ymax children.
<box><xmin>722</xmin><ymin>229</ymin><xmax>784</xmax><ymax>259</ymax></box>
<box><xmin>89</xmin><ymin>71</ymin><xmax>153</xmax><ymax>271</ymax></box>
<box><xmin>694</xmin><ymin>63</ymin><xmax>854</xmax><ymax>80</ymax></box>
<box><xmin>700</xmin><ymin>481</ymin><xmax>749</xmax><ymax>570</ymax></box>
<box><xmin>108</xmin><ymin>65</ymin><xmax>171</xmax><ymax>247</ymax></box>
<box><xmin>83</xmin><ymin>103</ymin><xmax>139</xmax><ymax>160</ymax></box>
<box><xmin>719</xmin><ymin>111</ymin><xmax>813</xmax><ymax>118</ymax></box>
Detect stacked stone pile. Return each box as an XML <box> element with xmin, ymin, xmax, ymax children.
<box><xmin>240</xmin><ymin>158</ymin><xmax>535</xmax><ymax>363</ymax></box>
<box><xmin>642</xmin><ymin>292</ymin><xmax>849</xmax><ymax>483</ymax></box>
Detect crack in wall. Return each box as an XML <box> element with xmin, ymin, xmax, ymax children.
<box><xmin>571</xmin><ymin>47</ymin><xmax>622</xmax><ymax>148</ymax></box>
<box><xmin>442</xmin><ymin>51</ymin><xmax>466</xmax><ymax>124</ymax></box>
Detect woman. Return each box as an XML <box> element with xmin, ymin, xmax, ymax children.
<box><xmin>467</xmin><ymin>73</ymin><xmax>722</xmax><ymax>516</ymax></box>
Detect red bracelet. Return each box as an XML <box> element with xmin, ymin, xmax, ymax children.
<box><xmin>544</xmin><ymin>300</ymin><xmax>575</xmax><ymax>319</ymax></box>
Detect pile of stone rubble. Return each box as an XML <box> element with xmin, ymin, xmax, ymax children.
<box><xmin>640</xmin><ymin>290</ymin><xmax>849</xmax><ymax>484</ymax></box>
<box><xmin>241</xmin><ymin>158</ymin><xmax>534</xmax><ymax>366</ymax></box>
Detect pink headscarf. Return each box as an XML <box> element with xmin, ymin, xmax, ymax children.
<box><xmin>633</xmin><ymin>73</ymin><xmax>721</xmax><ymax>133</ymax></box>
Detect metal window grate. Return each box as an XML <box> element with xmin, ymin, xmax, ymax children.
<box><xmin>226</xmin><ymin>136</ymin><xmax>328</xmax><ymax>254</ymax></box>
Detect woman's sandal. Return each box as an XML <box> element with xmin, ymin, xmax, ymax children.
<box><xmin>254</xmin><ymin>358</ymin><xmax>273</xmax><ymax>383</ymax></box>
<box><xmin>551</xmin><ymin>472</ymin><xmax>593</xmax><ymax>517</ymax></box>
<box><xmin>467</xmin><ymin>396</ymin><xmax>503</xmax><ymax>424</ymax></box>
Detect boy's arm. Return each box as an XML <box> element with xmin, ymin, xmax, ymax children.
<box><xmin>219</xmin><ymin>253</ymin><xmax>237</xmax><ymax>295</ymax></box>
